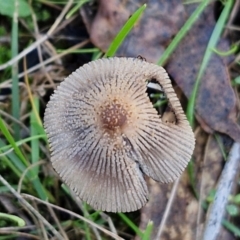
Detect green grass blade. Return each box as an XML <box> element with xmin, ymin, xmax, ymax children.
<box><xmin>222</xmin><ymin>219</ymin><xmax>240</xmax><ymax>237</ymax></box>
<box><xmin>0</xmin><ymin>185</ymin><xmax>18</xmax><ymax>192</ymax></box>
<box><xmin>0</xmin><ymin>117</ymin><xmax>47</xmax><ymax>200</ymax></box>
<box><xmin>105</xmin><ymin>4</ymin><xmax>147</xmax><ymax>57</ymax></box>
<box><xmin>0</xmin><ymin>134</ymin><xmax>46</xmax><ymax>153</ymax></box>
<box><xmin>0</xmin><ymin>142</ymin><xmax>23</xmax><ymax>178</ymax></box>
<box><xmin>11</xmin><ymin>0</ymin><xmax>20</xmax><ymax>140</ymax></box>
<box><xmin>0</xmin><ymin>212</ymin><xmax>25</xmax><ymax>227</ymax></box>
<box><xmin>75</xmin><ymin>48</ymin><xmax>99</xmax><ymax>53</ymax></box>
<box><xmin>0</xmin><ymin>136</ymin><xmax>29</xmax><ymax>183</ymax></box>
<box><xmin>118</xmin><ymin>213</ymin><xmax>143</xmax><ymax>237</ymax></box>
<box><xmin>92</xmin><ymin>49</ymin><xmax>103</xmax><ymax>60</ymax></box>
<box><xmin>30</xmin><ymin>96</ymin><xmax>48</xmax><ymax>200</ymax></box>
<box><xmin>157</xmin><ymin>0</ymin><xmax>210</xmax><ymax>66</ymax></box>
<box><xmin>30</xmin><ymin>97</ymin><xmax>40</xmax><ymax>174</ymax></box>
<box><xmin>66</xmin><ymin>0</ymin><xmax>90</xmax><ymax>19</ymax></box>
<box><xmin>187</xmin><ymin>159</ymin><xmax>199</xmax><ymax>199</ymax></box>
<box><xmin>0</xmin><ymin>139</ymin><xmax>44</xmax><ymax>197</ymax></box>
<box><xmin>186</xmin><ymin>0</ymin><xmax>233</xmax><ymax>126</ymax></box>
<box><xmin>141</xmin><ymin>221</ymin><xmax>153</xmax><ymax>240</ymax></box>
<box><xmin>57</xmin><ymin>48</ymin><xmax>100</xmax><ymax>54</ymax></box>
<box><xmin>232</xmin><ymin>75</ymin><xmax>240</xmax><ymax>86</ymax></box>
<box><xmin>186</xmin><ymin>0</ymin><xmax>233</xmax><ymax>200</ymax></box>
<box><xmin>31</xmin><ymin>175</ymin><xmax>47</xmax><ymax>200</ymax></box>
<box><xmin>214</xmin><ymin>134</ymin><xmax>227</xmax><ymax>161</ymax></box>
<box><xmin>82</xmin><ymin>203</ymin><xmax>91</xmax><ymax>240</ymax></box>
<box><xmin>0</xmin><ymin>117</ymin><xmax>28</xmax><ymax>167</ymax></box>
<box><xmin>211</xmin><ymin>44</ymin><xmax>238</xmax><ymax>56</ymax></box>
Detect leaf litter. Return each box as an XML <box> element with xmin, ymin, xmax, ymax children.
<box><xmin>167</xmin><ymin>2</ymin><xmax>240</xmax><ymax>142</ymax></box>
<box><xmin>1</xmin><ymin>0</ymin><xmax>240</xmax><ymax>239</ymax></box>
<box><xmin>81</xmin><ymin>0</ymin><xmax>240</xmax><ymax>239</ymax></box>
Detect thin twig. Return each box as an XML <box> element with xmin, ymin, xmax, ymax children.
<box><xmin>101</xmin><ymin>212</ymin><xmax>118</xmax><ymax>235</ymax></box>
<box><xmin>223</xmin><ymin>0</ymin><xmax>240</xmax><ymax>37</ymax></box>
<box><xmin>156</xmin><ymin>178</ymin><xmax>180</xmax><ymax>239</ymax></box>
<box><xmin>3</xmin><ymin>40</ymin><xmax>89</xmax><ymax>83</ymax></box>
<box><xmin>32</xmin><ymin>201</ymin><xmax>49</xmax><ymax>240</ymax></box>
<box><xmin>0</xmin><ymin>109</ymin><xmax>29</xmax><ymax>133</ymax></box>
<box><xmin>0</xmin><ymin>225</ymin><xmax>37</xmax><ymax>231</ymax></box>
<box><xmin>22</xmin><ymin>194</ymin><xmax>124</xmax><ymax>240</ymax></box>
<box><xmin>17</xmin><ymin>160</ymin><xmax>46</xmax><ymax>194</ymax></box>
<box><xmin>47</xmin><ymin>0</ymin><xmax>74</xmax><ymax>36</ymax></box>
<box><xmin>30</xmin><ymin>4</ymin><xmax>56</xmax><ymax>88</ymax></box>
<box><xmin>0</xmin><ymin>175</ymin><xmax>65</xmax><ymax>240</ymax></box>
<box><xmin>0</xmin><ymin>0</ymin><xmax>74</xmax><ymax>71</ymax></box>
<box><xmin>203</xmin><ymin>142</ymin><xmax>240</xmax><ymax>240</ymax></box>
<box><xmin>47</xmin><ymin>205</ymin><xmax>69</xmax><ymax>240</ymax></box>
<box><xmin>0</xmin><ymin>230</ymin><xmax>40</xmax><ymax>239</ymax></box>
<box><xmin>196</xmin><ymin>134</ymin><xmax>210</xmax><ymax>240</ymax></box>
<box><xmin>71</xmin><ymin>193</ymin><xmax>102</xmax><ymax>240</ymax></box>
<box><xmin>0</xmin><ymin>147</ymin><xmax>14</xmax><ymax>157</ymax></box>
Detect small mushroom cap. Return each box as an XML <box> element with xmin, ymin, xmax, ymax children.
<box><xmin>44</xmin><ymin>57</ymin><xmax>195</xmax><ymax>212</ymax></box>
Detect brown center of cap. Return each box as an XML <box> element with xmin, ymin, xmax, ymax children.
<box><xmin>101</xmin><ymin>103</ymin><xmax>127</xmax><ymax>130</ymax></box>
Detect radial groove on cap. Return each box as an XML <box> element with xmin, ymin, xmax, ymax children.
<box><xmin>44</xmin><ymin>57</ymin><xmax>195</xmax><ymax>212</ymax></box>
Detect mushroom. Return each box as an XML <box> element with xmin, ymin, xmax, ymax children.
<box><xmin>44</xmin><ymin>57</ymin><xmax>195</xmax><ymax>212</ymax></box>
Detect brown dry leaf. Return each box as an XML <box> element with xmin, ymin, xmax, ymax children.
<box><xmin>136</xmin><ymin>180</ymin><xmax>172</xmax><ymax>239</ymax></box>
<box><xmin>167</xmin><ymin>3</ymin><xmax>240</xmax><ymax>142</ymax></box>
<box><xmin>137</xmin><ymin>174</ymin><xmax>198</xmax><ymax>240</ymax></box>
<box><xmin>82</xmin><ymin>0</ymin><xmax>240</xmax><ymax>141</ymax></box>
<box><xmin>82</xmin><ymin>0</ymin><xmax>130</xmax><ymax>50</ymax></box>
<box><xmin>81</xmin><ymin>0</ymin><xmax>186</xmax><ymax>62</ymax></box>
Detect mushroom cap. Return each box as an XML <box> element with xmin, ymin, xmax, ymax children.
<box><xmin>44</xmin><ymin>57</ymin><xmax>195</xmax><ymax>212</ymax></box>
